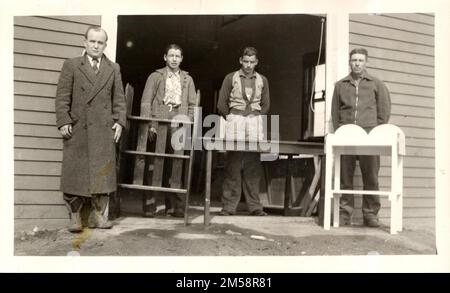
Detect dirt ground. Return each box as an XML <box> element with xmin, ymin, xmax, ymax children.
<box><xmin>15</xmin><ymin>207</ymin><xmax>436</xmax><ymax>256</ymax></box>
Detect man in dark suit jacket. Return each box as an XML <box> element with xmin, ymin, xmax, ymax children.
<box><xmin>55</xmin><ymin>26</ymin><xmax>126</xmax><ymax>233</ymax></box>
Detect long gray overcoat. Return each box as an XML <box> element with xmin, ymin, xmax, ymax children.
<box><xmin>55</xmin><ymin>55</ymin><xmax>126</xmax><ymax>197</ymax></box>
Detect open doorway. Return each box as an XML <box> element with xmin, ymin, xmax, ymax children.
<box><xmin>115</xmin><ymin>14</ymin><xmax>326</xmax><ymax>214</ymax></box>
<box><xmin>116</xmin><ymin>14</ymin><xmax>326</xmax><ymax>141</ymax></box>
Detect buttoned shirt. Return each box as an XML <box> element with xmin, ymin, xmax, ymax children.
<box><xmin>163</xmin><ymin>70</ymin><xmax>182</xmax><ymax>106</ymax></box>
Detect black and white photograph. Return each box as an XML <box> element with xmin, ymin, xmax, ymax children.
<box><xmin>0</xmin><ymin>0</ymin><xmax>449</xmax><ymax>272</ymax></box>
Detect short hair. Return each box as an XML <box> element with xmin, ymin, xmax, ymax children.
<box><xmin>349</xmin><ymin>47</ymin><xmax>369</xmax><ymax>60</ymax></box>
<box><xmin>165</xmin><ymin>44</ymin><xmax>183</xmax><ymax>56</ymax></box>
<box><xmin>242</xmin><ymin>47</ymin><xmax>258</xmax><ymax>58</ymax></box>
<box><xmin>84</xmin><ymin>26</ymin><xmax>108</xmax><ymax>42</ymax></box>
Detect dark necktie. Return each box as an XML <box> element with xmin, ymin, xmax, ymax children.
<box><xmin>92</xmin><ymin>58</ymin><xmax>99</xmax><ymax>74</ymax></box>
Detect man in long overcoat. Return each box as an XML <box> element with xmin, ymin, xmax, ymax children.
<box><xmin>55</xmin><ymin>26</ymin><xmax>126</xmax><ymax>232</ymax></box>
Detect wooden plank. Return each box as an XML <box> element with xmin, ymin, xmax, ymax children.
<box><xmin>15</xmin><ymin>110</ymin><xmax>56</xmax><ymax>126</ymax></box>
<box><xmin>364</xmin><ymin>58</ymin><xmax>434</xmax><ymax>77</ymax></box>
<box><xmin>391</xmin><ymin>104</ymin><xmax>434</xmax><ymax>118</ymax></box>
<box><xmin>15</xmin><ymin>66</ymin><xmax>60</xmax><ymax>84</ymax></box>
<box><xmin>352</xmin><ymin>176</ymin><xmax>434</xmax><ymax>188</ymax></box>
<box><xmin>350</xmin><ymin>14</ymin><xmax>434</xmax><ymax>36</ymax></box>
<box><xmin>385</xmin><ymin>82</ymin><xmax>434</xmax><ymax>98</ymax></box>
<box><xmin>392</xmin><ymin>94</ymin><xmax>434</xmax><ymax>108</ymax></box>
<box><xmin>404</xmin><ymin>147</ymin><xmax>435</xmax><ymax>158</ymax></box>
<box><xmin>15</xmin><ymin>161</ymin><xmax>61</xmax><ymax>176</ymax></box>
<box><xmin>403</xmin><ymin>187</ymin><xmax>435</xmax><ymax>197</ymax></box>
<box><xmin>349</xmin><ymin>43</ymin><xmax>434</xmax><ymax>67</ymax></box>
<box><xmin>45</xmin><ymin>16</ymin><xmax>101</xmax><ymax>26</ymax></box>
<box><xmin>14</xmin><ymin>16</ymin><xmax>90</xmax><ymax>35</ymax></box>
<box><xmin>350</xmin><ymin>32</ymin><xmax>434</xmax><ymax>56</ymax></box>
<box><xmin>15</xmin><ymin>190</ymin><xmax>64</xmax><ymax>205</ymax></box>
<box><xmin>15</xmin><ymin>81</ymin><xmax>57</xmax><ymax>98</ymax></box>
<box><xmin>15</xmin><ymin>148</ymin><xmax>62</xmax><ymax>162</ymax></box>
<box><xmin>14</xmin><ymin>95</ymin><xmax>55</xmax><ymax>112</ymax></box>
<box><xmin>378</xmin><ymin>166</ymin><xmax>435</xmax><ymax>178</ymax></box>
<box><xmin>14</xmin><ymin>26</ymin><xmax>85</xmax><ymax>47</ymax></box>
<box><xmin>399</xmin><ymin>126</ymin><xmax>435</xmax><ymax>139</ymax></box>
<box><xmin>368</xmin><ymin>67</ymin><xmax>434</xmax><ymax>88</ymax></box>
<box><xmin>389</xmin><ymin>115</ymin><xmax>434</xmax><ymax>129</ymax></box>
<box><xmin>381</xmin><ymin>13</ymin><xmax>435</xmax><ymax>25</ymax></box>
<box><xmin>14</xmin><ymin>39</ymin><xmax>84</xmax><ymax>60</ymax></box>
<box><xmin>14</xmin><ymin>53</ymin><xmax>65</xmax><ymax>71</ymax></box>
<box><xmin>15</xmin><ymin>175</ymin><xmax>60</xmax><ymax>190</ymax></box>
<box><xmin>380</xmin><ymin>156</ymin><xmax>435</xmax><ymax>168</ymax></box>
<box><xmin>15</xmin><ymin>123</ymin><xmax>60</xmax><ymax>138</ymax></box>
<box><xmin>406</xmin><ymin>137</ymin><xmax>435</xmax><ymax>148</ymax></box>
<box><xmin>350</xmin><ymin>206</ymin><xmax>435</xmax><ymax>218</ymax></box>
<box><xmin>15</xmin><ymin>205</ymin><xmax>68</xmax><ymax>219</ymax></box>
<box><xmin>349</xmin><ymin>22</ymin><xmax>434</xmax><ymax>47</ymax></box>
<box><xmin>15</xmin><ymin>136</ymin><xmax>62</xmax><ymax>150</ymax></box>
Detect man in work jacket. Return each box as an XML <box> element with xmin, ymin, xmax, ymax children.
<box><xmin>55</xmin><ymin>26</ymin><xmax>126</xmax><ymax>233</ymax></box>
<box><xmin>217</xmin><ymin>46</ymin><xmax>270</xmax><ymax>216</ymax></box>
<box><xmin>331</xmin><ymin>47</ymin><xmax>391</xmax><ymax>228</ymax></box>
<box><xmin>140</xmin><ymin>44</ymin><xmax>197</xmax><ymax>218</ymax></box>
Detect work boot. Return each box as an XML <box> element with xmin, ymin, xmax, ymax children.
<box><xmin>88</xmin><ymin>195</ymin><xmax>113</xmax><ymax>229</ymax></box>
<box><xmin>63</xmin><ymin>194</ymin><xmax>84</xmax><ymax>233</ymax></box>
<box><xmin>68</xmin><ymin>212</ymin><xmax>83</xmax><ymax>233</ymax></box>
<box><xmin>363</xmin><ymin>217</ymin><xmax>380</xmax><ymax>228</ymax></box>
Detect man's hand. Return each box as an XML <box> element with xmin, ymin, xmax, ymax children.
<box><xmin>112</xmin><ymin>123</ymin><xmax>123</xmax><ymax>143</ymax></box>
<box><xmin>148</xmin><ymin>127</ymin><xmax>157</xmax><ymax>143</ymax></box>
<box><xmin>59</xmin><ymin>124</ymin><xmax>72</xmax><ymax>139</ymax></box>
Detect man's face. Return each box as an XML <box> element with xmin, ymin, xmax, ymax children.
<box><xmin>84</xmin><ymin>29</ymin><xmax>107</xmax><ymax>59</ymax></box>
<box><xmin>164</xmin><ymin>49</ymin><xmax>183</xmax><ymax>71</ymax></box>
<box><xmin>240</xmin><ymin>55</ymin><xmax>258</xmax><ymax>75</ymax></box>
<box><xmin>349</xmin><ymin>53</ymin><xmax>367</xmax><ymax>75</ymax></box>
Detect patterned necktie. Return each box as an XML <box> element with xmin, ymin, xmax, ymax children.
<box><xmin>92</xmin><ymin>58</ymin><xmax>99</xmax><ymax>74</ymax></box>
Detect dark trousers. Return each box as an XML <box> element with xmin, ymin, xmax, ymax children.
<box><xmin>222</xmin><ymin>151</ymin><xmax>263</xmax><ymax>213</ymax></box>
<box><xmin>340</xmin><ymin>154</ymin><xmax>381</xmax><ymax>219</ymax></box>
<box><xmin>143</xmin><ymin>124</ymin><xmax>185</xmax><ymax>214</ymax></box>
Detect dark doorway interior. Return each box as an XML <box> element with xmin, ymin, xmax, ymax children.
<box><xmin>116</xmin><ymin>14</ymin><xmax>325</xmax><ymax>141</ymax></box>
<box><xmin>115</xmin><ymin>14</ymin><xmax>326</xmax><ymax>215</ymax></box>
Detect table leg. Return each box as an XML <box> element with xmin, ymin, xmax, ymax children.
<box><xmin>204</xmin><ymin>150</ymin><xmax>212</xmax><ymax>226</ymax></box>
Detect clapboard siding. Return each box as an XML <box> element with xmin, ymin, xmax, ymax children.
<box><xmin>15</xmin><ymin>81</ymin><xmax>57</xmax><ymax>97</ymax></box>
<box><xmin>15</xmin><ymin>161</ymin><xmax>62</xmax><ymax>176</ymax></box>
<box><xmin>15</xmin><ymin>190</ymin><xmax>64</xmax><ymax>205</ymax></box>
<box><xmin>15</xmin><ymin>123</ymin><xmax>60</xmax><ymax>138</ymax></box>
<box><xmin>382</xmin><ymin>13</ymin><xmax>434</xmax><ymax>25</ymax></box>
<box><xmin>350</xmin><ymin>13</ymin><xmax>435</xmax><ymax>223</ymax></box>
<box><xmin>350</xmin><ymin>14</ymin><xmax>434</xmax><ymax>36</ymax></box>
<box><xmin>44</xmin><ymin>16</ymin><xmax>101</xmax><ymax>26</ymax></box>
<box><xmin>14</xmin><ymin>16</ymin><xmax>101</xmax><ymax>219</ymax></box>
<box><xmin>349</xmin><ymin>22</ymin><xmax>434</xmax><ymax>46</ymax></box>
<box><xmin>14</xmin><ymin>96</ymin><xmax>56</xmax><ymax>112</ymax></box>
<box><xmin>15</xmin><ymin>205</ymin><xmax>68</xmax><ymax>219</ymax></box>
<box><xmin>363</xmin><ymin>57</ymin><xmax>434</xmax><ymax>77</ymax></box>
<box><xmin>14</xmin><ymin>39</ymin><xmax>84</xmax><ymax>60</ymax></box>
<box><xmin>15</xmin><ymin>16</ymin><xmax>90</xmax><ymax>35</ymax></box>
<box><xmin>14</xmin><ymin>136</ymin><xmax>63</xmax><ymax>150</ymax></box>
<box><xmin>15</xmin><ymin>110</ymin><xmax>56</xmax><ymax>125</ymax></box>
<box><xmin>14</xmin><ymin>67</ymin><xmax>61</xmax><ymax>85</ymax></box>
<box><xmin>14</xmin><ymin>26</ymin><xmax>85</xmax><ymax>47</ymax></box>
<box><xmin>15</xmin><ymin>149</ymin><xmax>62</xmax><ymax>162</ymax></box>
<box><xmin>349</xmin><ymin>34</ymin><xmax>434</xmax><ymax>57</ymax></box>
<box><xmin>14</xmin><ymin>54</ymin><xmax>65</xmax><ymax>71</ymax></box>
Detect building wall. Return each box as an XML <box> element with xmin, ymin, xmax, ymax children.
<box><xmin>14</xmin><ymin>16</ymin><xmax>101</xmax><ymax>219</ymax></box>
<box><xmin>348</xmin><ymin>13</ymin><xmax>435</xmax><ymax>223</ymax></box>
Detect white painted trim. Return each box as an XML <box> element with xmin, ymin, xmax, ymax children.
<box><xmin>325</xmin><ymin>13</ymin><xmax>349</xmax><ymax>134</ymax></box>
<box><xmin>101</xmin><ymin>14</ymin><xmax>118</xmax><ymax>62</ymax></box>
